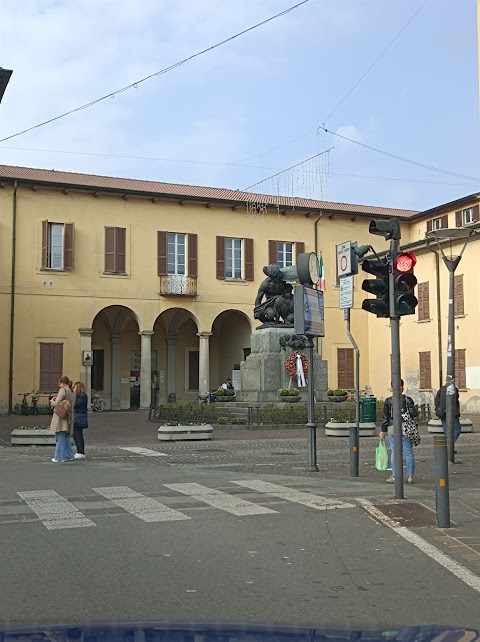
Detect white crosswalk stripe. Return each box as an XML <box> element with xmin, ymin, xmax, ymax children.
<box><xmin>17</xmin><ymin>490</ymin><xmax>96</xmax><ymax>530</ymax></box>
<box><xmin>164</xmin><ymin>482</ymin><xmax>278</xmax><ymax>516</ymax></box>
<box><xmin>231</xmin><ymin>480</ymin><xmax>355</xmax><ymax>510</ymax></box>
<box><xmin>119</xmin><ymin>447</ymin><xmax>168</xmax><ymax>457</ymax></box>
<box><xmin>92</xmin><ymin>486</ymin><xmax>190</xmax><ymax>522</ymax></box>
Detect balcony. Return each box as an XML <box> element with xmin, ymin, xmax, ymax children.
<box><xmin>159</xmin><ymin>275</ymin><xmax>197</xmax><ymax>297</ymax></box>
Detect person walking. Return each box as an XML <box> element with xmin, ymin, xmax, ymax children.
<box><xmin>379</xmin><ymin>379</ymin><xmax>418</xmax><ymax>484</ymax></box>
<box><xmin>50</xmin><ymin>376</ymin><xmax>76</xmax><ymax>463</ymax></box>
<box><xmin>72</xmin><ymin>381</ymin><xmax>89</xmax><ymax>459</ymax></box>
<box><xmin>435</xmin><ymin>383</ymin><xmax>461</xmax><ymax>444</ymax></box>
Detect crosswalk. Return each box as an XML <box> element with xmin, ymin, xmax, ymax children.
<box><xmin>10</xmin><ymin>480</ymin><xmax>356</xmax><ymax>531</ymax></box>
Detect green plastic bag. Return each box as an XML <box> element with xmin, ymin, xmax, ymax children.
<box><xmin>375</xmin><ymin>440</ymin><xmax>389</xmax><ymax>471</ymax></box>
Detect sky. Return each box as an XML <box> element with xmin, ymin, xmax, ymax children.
<box><xmin>0</xmin><ymin>0</ymin><xmax>479</xmax><ymax>212</ymax></box>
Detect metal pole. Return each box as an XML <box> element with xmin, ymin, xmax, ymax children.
<box><xmin>444</xmin><ymin>259</ymin><xmax>460</xmax><ymax>463</ymax></box>
<box><xmin>306</xmin><ymin>335</ymin><xmax>318</xmax><ymax>472</ymax></box>
<box><xmin>346</xmin><ymin>308</ymin><xmax>359</xmax><ymax>477</ymax></box>
<box><xmin>433</xmin><ymin>435</ymin><xmax>450</xmax><ymax>527</ymax></box>
<box><xmin>389</xmin><ymin>238</ymin><xmax>404</xmax><ymax>499</ymax></box>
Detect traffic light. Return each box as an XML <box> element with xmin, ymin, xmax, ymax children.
<box><xmin>393</xmin><ymin>251</ymin><xmax>418</xmax><ymax>316</ymax></box>
<box><xmin>361</xmin><ymin>257</ymin><xmax>390</xmax><ymax>317</ymax></box>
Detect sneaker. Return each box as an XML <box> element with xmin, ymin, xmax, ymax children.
<box><xmin>407</xmin><ymin>475</ymin><xmax>414</xmax><ymax>484</ymax></box>
<box><xmin>74</xmin><ymin>453</ymin><xmax>86</xmax><ymax>459</ymax></box>
<box><xmin>386</xmin><ymin>475</ymin><xmax>395</xmax><ymax>484</ymax></box>
<box><xmin>51</xmin><ymin>458</ymin><xmax>61</xmax><ymax>463</ymax></box>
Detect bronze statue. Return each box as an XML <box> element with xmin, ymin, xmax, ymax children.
<box><xmin>254</xmin><ymin>264</ymin><xmax>295</xmax><ymax>326</ymax></box>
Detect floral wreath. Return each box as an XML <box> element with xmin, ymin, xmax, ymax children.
<box><xmin>284</xmin><ymin>351</ymin><xmax>308</xmax><ymax>381</ymax></box>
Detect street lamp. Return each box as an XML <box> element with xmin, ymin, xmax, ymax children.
<box><xmin>426</xmin><ymin>227</ymin><xmax>477</xmax><ymax>463</ymax></box>
<box><xmin>0</xmin><ymin>67</ymin><xmax>13</xmax><ymax>104</ymax></box>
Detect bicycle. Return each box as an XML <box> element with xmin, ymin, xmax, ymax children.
<box><xmin>91</xmin><ymin>391</ymin><xmax>106</xmax><ymax>412</ymax></box>
<box><xmin>18</xmin><ymin>392</ymin><xmax>30</xmax><ymax>416</ymax></box>
<box><xmin>195</xmin><ymin>391</ymin><xmax>216</xmax><ymax>404</ymax></box>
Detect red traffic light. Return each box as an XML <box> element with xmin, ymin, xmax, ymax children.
<box><xmin>395</xmin><ymin>252</ymin><xmax>416</xmax><ymax>273</ymax></box>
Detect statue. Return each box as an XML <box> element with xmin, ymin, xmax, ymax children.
<box><xmin>254</xmin><ymin>264</ymin><xmax>296</xmax><ymax>326</ymax></box>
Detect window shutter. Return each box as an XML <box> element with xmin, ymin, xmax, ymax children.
<box><xmin>441</xmin><ymin>215</ymin><xmax>448</xmax><ymax>228</ymax></box>
<box><xmin>244</xmin><ymin>238</ymin><xmax>254</xmax><ymax>281</ymax></box>
<box><xmin>188</xmin><ymin>233</ymin><xmax>198</xmax><ymax>278</ymax></box>
<box><xmin>51</xmin><ymin>344</ymin><xmax>63</xmax><ymax>388</ymax></box>
<box><xmin>473</xmin><ymin>204</ymin><xmax>480</xmax><ymax>223</ymax></box>
<box><xmin>419</xmin><ymin>352</ymin><xmax>431</xmax><ymax>389</ymax></box>
<box><xmin>295</xmin><ymin>241</ymin><xmax>305</xmax><ymax>258</ymax></box>
<box><xmin>455</xmin><ymin>211</ymin><xmax>462</xmax><ymax>227</ymax></box>
<box><xmin>105</xmin><ymin>227</ymin><xmax>115</xmax><ymax>273</ymax></box>
<box><xmin>41</xmin><ymin>220</ymin><xmax>48</xmax><ymax>268</ymax></box>
<box><xmin>116</xmin><ymin>227</ymin><xmax>126</xmax><ymax>274</ymax></box>
<box><xmin>39</xmin><ymin>344</ymin><xmax>51</xmax><ymax>391</ymax></box>
<box><xmin>216</xmin><ymin>236</ymin><xmax>225</xmax><ymax>279</ymax></box>
<box><xmin>268</xmin><ymin>240</ymin><xmax>277</xmax><ymax>265</ymax></box>
<box><xmin>454</xmin><ymin>274</ymin><xmax>464</xmax><ymax>316</ymax></box>
<box><xmin>426</xmin><ymin>220</ymin><xmax>433</xmax><ymax>233</ymax></box>
<box><xmin>40</xmin><ymin>343</ymin><xmax>63</xmax><ymax>391</ymax></box>
<box><xmin>157</xmin><ymin>231</ymin><xmax>167</xmax><ymax>276</ymax></box>
<box><xmin>337</xmin><ymin>348</ymin><xmax>354</xmax><ymax>389</ymax></box>
<box><xmin>455</xmin><ymin>349</ymin><xmax>466</xmax><ymax>389</ymax></box>
<box><xmin>63</xmin><ymin>223</ymin><xmax>75</xmax><ymax>270</ymax></box>
<box><xmin>417</xmin><ymin>282</ymin><xmax>430</xmax><ymax>321</ymax></box>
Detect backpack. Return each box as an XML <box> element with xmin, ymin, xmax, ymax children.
<box><xmin>434</xmin><ymin>388</ymin><xmax>445</xmax><ymax>419</ymax></box>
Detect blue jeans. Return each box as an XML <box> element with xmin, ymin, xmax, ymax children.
<box><xmin>441</xmin><ymin>417</ymin><xmax>461</xmax><ymax>442</ymax></box>
<box><xmin>388</xmin><ymin>434</ymin><xmax>414</xmax><ymax>477</ymax></box>
<box><xmin>54</xmin><ymin>431</ymin><xmax>73</xmax><ymax>461</ymax></box>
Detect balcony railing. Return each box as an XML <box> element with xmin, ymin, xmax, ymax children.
<box><xmin>159</xmin><ymin>275</ymin><xmax>197</xmax><ymax>296</ymax></box>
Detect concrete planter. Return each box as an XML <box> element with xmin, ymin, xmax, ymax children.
<box><xmin>325</xmin><ymin>421</ymin><xmax>377</xmax><ymax>437</ymax></box>
<box><xmin>328</xmin><ymin>395</ymin><xmax>348</xmax><ymax>402</ymax></box>
<box><xmin>427</xmin><ymin>418</ymin><xmax>474</xmax><ymax>433</ymax></box>
<box><xmin>158</xmin><ymin>424</ymin><xmax>213</xmax><ymax>441</ymax></box>
<box><xmin>280</xmin><ymin>396</ymin><xmax>301</xmax><ymax>403</ymax></box>
<box><xmin>11</xmin><ymin>429</ymin><xmax>73</xmax><ymax>446</ymax></box>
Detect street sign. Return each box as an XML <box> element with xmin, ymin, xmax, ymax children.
<box><xmin>337</xmin><ymin>241</ymin><xmax>352</xmax><ymax>277</ymax></box>
<box><xmin>340</xmin><ymin>275</ymin><xmax>354</xmax><ymax>309</ymax></box>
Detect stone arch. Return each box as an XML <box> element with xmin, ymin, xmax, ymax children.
<box><xmin>211</xmin><ymin>309</ymin><xmax>253</xmax><ymax>390</ymax></box>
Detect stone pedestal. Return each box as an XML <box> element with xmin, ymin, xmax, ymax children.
<box><xmin>239</xmin><ymin>327</ymin><xmax>327</xmax><ymax>403</ymax></box>
<box><xmin>427</xmin><ymin>418</ymin><xmax>474</xmax><ymax>433</ymax></box>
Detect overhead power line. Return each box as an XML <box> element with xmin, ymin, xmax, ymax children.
<box><xmin>0</xmin><ymin>0</ymin><xmax>310</xmax><ymax>145</ymax></box>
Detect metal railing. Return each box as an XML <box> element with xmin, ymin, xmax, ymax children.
<box><xmin>159</xmin><ymin>275</ymin><xmax>197</xmax><ymax>296</ymax></box>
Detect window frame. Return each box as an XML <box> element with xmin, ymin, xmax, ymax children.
<box><xmin>104</xmin><ymin>226</ymin><xmax>127</xmax><ymax>274</ymax></box>
<box><xmin>225</xmin><ymin>237</ymin><xmax>243</xmax><ymax>280</ymax></box>
<box><xmin>167</xmin><ymin>232</ymin><xmax>186</xmax><ymax>276</ymax></box>
<box><xmin>432</xmin><ymin>217</ymin><xmax>443</xmax><ymax>231</ymax></box>
<box><xmin>277</xmin><ymin>241</ymin><xmax>294</xmax><ymax>268</ymax></box>
<box><xmin>41</xmin><ymin>220</ymin><xmax>74</xmax><ymax>271</ymax></box>
<box><xmin>463</xmin><ymin>207</ymin><xmax>474</xmax><ymax>225</ymax></box>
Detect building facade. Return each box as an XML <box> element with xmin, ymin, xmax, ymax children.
<box><xmin>0</xmin><ymin>164</ymin><xmax>478</xmax><ymax>413</ymax></box>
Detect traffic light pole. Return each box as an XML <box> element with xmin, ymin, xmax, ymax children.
<box><xmin>444</xmin><ymin>257</ymin><xmax>460</xmax><ymax>463</ymax></box>
<box><xmin>345</xmin><ymin>308</ymin><xmax>360</xmax><ymax>477</ymax></box>
<box><xmin>389</xmin><ymin>239</ymin><xmax>404</xmax><ymax>499</ymax></box>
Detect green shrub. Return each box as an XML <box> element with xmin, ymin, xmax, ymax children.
<box><xmin>217</xmin><ymin>416</ymin><xmax>229</xmax><ymax>424</ymax></box>
<box><xmin>224</xmin><ymin>389</ymin><xmax>235</xmax><ymax>397</ymax></box>
<box><xmin>279</xmin><ymin>387</ymin><xmax>300</xmax><ymax>396</ymax></box>
<box><xmin>328</xmin><ymin>389</ymin><xmax>348</xmax><ymax>396</ymax></box>
<box><xmin>231</xmin><ymin>417</ymin><xmax>247</xmax><ymax>424</ymax></box>
<box><xmin>215</xmin><ymin>389</ymin><xmax>225</xmax><ymax>396</ymax></box>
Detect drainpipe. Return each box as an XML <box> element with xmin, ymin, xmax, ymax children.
<box><xmin>314</xmin><ymin>212</ymin><xmax>323</xmax><ymax>357</ymax></box>
<box><xmin>8</xmin><ymin>181</ymin><xmax>17</xmax><ymax>414</ymax></box>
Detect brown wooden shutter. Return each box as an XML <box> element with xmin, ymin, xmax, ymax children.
<box><xmin>426</xmin><ymin>220</ymin><xmax>433</xmax><ymax>233</ymax></box>
<box><xmin>268</xmin><ymin>240</ymin><xmax>277</xmax><ymax>265</ymax></box>
<box><xmin>40</xmin><ymin>343</ymin><xmax>63</xmax><ymax>391</ymax></box>
<box><xmin>63</xmin><ymin>223</ymin><xmax>74</xmax><ymax>270</ymax></box>
<box><xmin>419</xmin><ymin>351</ymin><xmax>431</xmax><ymax>389</ymax></box>
<box><xmin>454</xmin><ymin>274</ymin><xmax>464</xmax><ymax>316</ymax></box>
<box><xmin>455</xmin><ymin>211</ymin><xmax>462</xmax><ymax>227</ymax></box>
<box><xmin>116</xmin><ymin>227</ymin><xmax>126</xmax><ymax>273</ymax></box>
<box><xmin>216</xmin><ymin>236</ymin><xmax>225</xmax><ymax>279</ymax></box>
<box><xmin>105</xmin><ymin>227</ymin><xmax>115</xmax><ymax>273</ymax></box>
<box><xmin>157</xmin><ymin>231</ymin><xmax>167</xmax><ymax>276</ymax></box>
<box><xmin>455</xmin><ymin>349</ymin><xmax>466</xmax><ymax>389</ymax></box>
<box><xmin>244</xmin><ymin>238</ymin><xmax>254</xmax><ymax>281</ymax></box>
<box><xmin>473</xmin><ymin>204</ymin><xmax>480</xmax><ymax>223</ymax></box>
<box><xmin>417</xmin><ymin>282</ymin><xmax>430</xmax><ymax>321</ymax></box>
<box><xmin>41</xmin><ymin>220</ymin><xmax>48</xmax><ymax>268</ymax></box>
<box><xmin>188</xmin><ymin>233</ymin><xmax>198</xmax><ymax>278</ymax></box>
<box><xmin>295</xmin><ymin>241</ymin><xmax>305</xmax><ymax>258</ymax></box>
<box><xmin>441</xmin><ymin>215</ymin><xmax>448</xmax><ymax>228</ymax></box>
<box><xmin>337</xmin><ymin>348</ymin><xmax>354</xmax><ymax>389</ymax></box>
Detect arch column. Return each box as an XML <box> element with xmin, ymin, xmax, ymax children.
<box><xmin>111</xmin><ymin>335</ymin><xmax>122</xmax><ymax>410</ymax></box>
<box><xmin>197</xmin><ymin>332</ymin><xmax>212</xmax><ymax>396</ymax></box>
<box><xmin>79</xmin><ymin>328</ymin><xmax>93</xmax><ymax>409</ymax></box>
<box><xmin>166</xmin><ymin>337</ymin><xmax>177</xmax><ymax>401</ymax></box>
<box><xmin>139</xmin><ymin>331</ymin><xmax>154</xmax><ymax>409</ymax></box>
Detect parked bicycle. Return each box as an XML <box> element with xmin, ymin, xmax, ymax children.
<box><xmin>91</xmin><ymin>391</ymin><xmax>106</xmax><ymax>412</ymax></box>
<box><xmin>17</xmin><ymin>391</ymin><xmax>40</xmax><ymax>416</ymax></box>
<box><xmin>195</xmin><ymin>391</ymin><xmax>216</xmax><ymax>404</ymax></box>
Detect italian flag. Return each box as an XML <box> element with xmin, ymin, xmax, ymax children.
<box><xmin>318</xmin><ymin>254</ymin><xmax>326</xmax><ymax>292</ymax></box>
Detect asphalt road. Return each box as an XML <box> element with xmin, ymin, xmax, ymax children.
<box><xmin>0</xmin><ymin>453</ymin><xmax>479</xmax><ymax>630</ymax></box>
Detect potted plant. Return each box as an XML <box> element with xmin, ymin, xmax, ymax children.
<box><xmin>327</xmin><ymin>389</ymin><xmax>349</xmax><ymax>402</ymax></box>
<box><xmin>279</xmin><ymin>387</ymin><xmax>301</xmax><ymax>402</ymax></box>
<box><xmin>223</xmin><ymin>388</ymin><xmax>236</xmax><ymax>401</ymax></box>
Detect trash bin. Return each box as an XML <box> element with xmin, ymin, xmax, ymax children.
<box><xmin>361</xmin><ymin>397</ymin><xmax>376</xmax><ymax>423</ymax></box>
<box><xmin>168</xmin><ymin>393</ymin><xmax>176</xmax><ymax>403</ymax></box>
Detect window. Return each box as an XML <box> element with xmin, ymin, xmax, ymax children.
<box><xmin>426</xmin><ymin>215</ymin><xmax>448</xmax><ymax>234</ymax></box>
<box><xmin>158</xmin><ymin>232</ymin><xmax>197</xmax><ymax>278</ymax></box>
<box><xmin>168</xmin><ymin>233</ymin><xmax>186</xmax><ymax>275</ymax></box>
<box><xmin>417</xmin><ymin>282</ymin><xmax>430</xmax><ymax>321</ymax></box>
<box><xmin>454</xmin><ymin>274</ymin><xmax>464</xmax><ymax>316</ymax></box>
<box><xmin>105</xmin><ymin>227</ymin><xmax>126</xmax><ymax>274</ymax></box>
<box><xmin>39</xmin><ymin>343</ymin><xmax>63</xmax><ymax>391</ymax></box>
<box><xmin>419</xmin><ymin>351</ymin><xmax>431</xmax><ymax>389</ymax></box>
<box><xmin>432</xmin><ymin>217</ymin><xmax>443</xmax><ymax>231</ymax></box>
<box><xmin>456</xmin><ymin>205</ymin><xmax>479</xmax><ymax>227</ymax></box>
<box><xmin>188</xmin><ymin>350</ymin><xmax>199</xmax><ymax>391</ymax></box>
<box><xmin>337</xmin><ymin>348</ymin><xmax>354</xmax><ymax>389</ymax></box>
<box><xmin>268</xmin><ymin>241</ymin><xmax>305</xmax><ymax>268</ymax></box>
<box><xmin>216</xmin><ymin>236</ymin><xmax>253</xmax><ymax>281</ymax></box>
<box><xmin>455</xmin><ymin>348</ymin><xmax>466</xmax><ymax>389</ymax></box>
<box><xmin>41</xmin><ymin>220</ymin><xmax>74</xmax><ymax>270</ymax></box>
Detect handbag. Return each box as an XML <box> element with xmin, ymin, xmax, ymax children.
<box><xmin>54</xmin><ymin>399</ymin><xmax>72</xmax><ymax>421</ymax></box>
<box><xmin>375</xmin><ymin>440</ymin><xmax>389</xmax><ymax>471</ymax></box>
<box><xmin>401</xmin><ymin>410</ymin><xmax>420</xmax><ymax>446</ymax></box>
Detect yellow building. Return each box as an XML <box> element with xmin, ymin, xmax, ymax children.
<box><xmin>0</xmin><ymin>163</ymin><xmax>478</xmax><ymax>413</ymax></box>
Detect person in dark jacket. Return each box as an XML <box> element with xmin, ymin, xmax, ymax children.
<box><xmin>435</xmin><ymin>383</ymin><xmax>461</xmax><ymax>442</ymax></box>
<box><xmin>72</xmin><ymin>381</ymin><xmax>89</xmax><ymax>459</ymax></box>
<box><xmin>379</xmin><ymin>379</ymin><xmax>418</xmax><ymax>485</ymax></box>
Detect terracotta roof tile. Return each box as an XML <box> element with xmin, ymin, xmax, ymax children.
<box><xmin>0</xmin><ymin>163</ymin><xmax>419</xmax><ymax>218</ymax></box>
